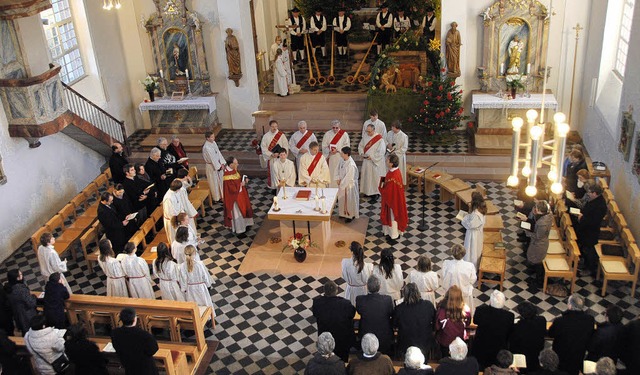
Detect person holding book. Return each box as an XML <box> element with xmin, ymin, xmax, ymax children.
<box><xmin>379</xmin><ymin>154</ymin><xmax>408</xmax><ymax>241</ymax></box>
<box><xmin>167</xmin><ymin>135</ymin><xmax>189</xmax><ymax>169</ymax></box>
<box><xmin>223</xmin><ymin>156</ymin><xmax>254</xmax><ymax>235</ymax></box>
<box><xmin>299</xmin><ymin>141</ymin><xmax>331</xmax><ymax>188</ymax></box>
<box><xmin>461</xmin><ymin>192</ymin><xmax>486</xmax><ymax>269</ymax></box>
<box><xmin>98</xmin><ymin>192</ymin><xmax>130</xmax><ymax>254</ymax></box>
<box><xmin>525</xmin><ymin>201</ymin><xmax>552</xmax><ymax>288</ymax></box>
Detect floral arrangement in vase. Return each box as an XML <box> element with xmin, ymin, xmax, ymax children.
<box><xmin>140</xmin><ymin>75</ymin><xmax>159</xmax><ymax>101</ymax></box>
<box><xmin>283</xmin><ymin>232</ymin><xmax>317</xmax><ymax>263</ymax></box>
<box><xmin>505</xmin><ymin>74</ymin><xmax>526</xmax><ymax>98</ymax></box>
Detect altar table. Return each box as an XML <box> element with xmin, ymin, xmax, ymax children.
<box><xmin>138</xmin><ymin>95</ymin><xmax>218</xmax><ymax>132</ymax></box>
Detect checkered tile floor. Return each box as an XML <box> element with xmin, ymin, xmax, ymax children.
<box><xmin>4</xmin><ymin>180</ymin><xmax>639</xmax><ymax>374</ymax></box>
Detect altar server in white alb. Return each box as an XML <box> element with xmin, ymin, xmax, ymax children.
<box><xmin>202</xmin><ymin>131</ymin><xmax>225</xmax><ymax>202</ymax></box>
<box><xmin>358</xmin><ymin>124</ymin><xmax>387</xmax><ymax>202</ymax></box>
<box><xmin>120</xmin><ymin>242</ymin><xmax>155</xmax><ymax>300</ymax></box>
<box><xmin>441</xmin><ymin>244</ymin><xmax>477</xmax><ymax>312</ymax></box>
<box><xmin>153</xmin><ymin>242</ymin><xmax>185</xmax><ymax>301</ymax></box>
<box><xmin>361</xmin><ymin>109</ymin><xmax>387</xmax><ymax>137</ymax></box>
<box><xmin>97</xmin><ymin>239</ymin><xmax>128</xmax><ymax>297</ymax></box>
<box><xmin>322</xmin><ymin>120</ymin><xmax>351</xmax><ymax>188</ymax></box>
<box><xmin>271</xmin><ymin>146</ymin><xmax>297</xmax><ymax>188</ymax></box>
<box><xmin>163</xmin><ymin>180</ymin><xmax>198</xmax><ymax>244</ymax></box>
<box><xmin>385</xmin><ymin>120</ymin><xmax>409</xmax><ymax>184</ymax></box>
<box><xmin>260</xmin><ymin>120</ymin><xmax>289</xmax><ymax>189</ymax></box>
<box><xmin>299</xmin><ymin>141</ymin><xmax>331</xmax><ymax>188</ymax></box>
<box><xmin>336</xmin><ymin>147</ymin><xmax>359</xmax><ymax>222</ymax></box>
<box><xmin>289</xmin><ymin>120</ymin><xmax>317</xmax><ymax>168</ymax></box>
<box><xmin>37</xmin><ymin>232</ymin><xmax>72</xmax><ymax>294</ymax></box>
<box><xmin>179</xmin><ymin>245</ymin><xmax>215</xmax><ymax>322</ymax></box>
<box><xmin>273</xmin><ymin>48</ymin><xmax>289</xmax><ymax>97</ymax></box>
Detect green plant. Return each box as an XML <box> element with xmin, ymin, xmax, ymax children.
<box><xmin>506</xmin><ymin>74</ymin><xmax>526</xmax><ymax>90</ymax></box>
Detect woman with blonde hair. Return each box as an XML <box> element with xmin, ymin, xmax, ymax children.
<box><xmin>461</xmin><ymin>191</ymin><xmax>487</xmax><ymax>268</ymax></box>
<box><xmin>435</xmin><ymin>285</ymin><xmax>471</xmax><ymax>357</ymax></box>
<box><xmin>341</xmin><ymin>241</ymin><xmax>373</xmax><ymax>306</ymax></box>
<box><xmin>152</xmin><ymin>242</ymin><xmax>184</xmax><ymax>301</ymax></box>
<box><xmin>406</xmin><ymin>255</ymin><xmax>439</xmax><ymax>305</ymax></box>
<box><xmin>179</xmin><ymin>245</ymin><xmax>215</xmax><ymax>322</ymax></box>
<box><xmin>441</xmin><ymin>244</ymin><xmax>477</xmax><ymax>312</ymax></box>
<box><xmin>97</xmin><ymin>239</ymin><xmax>128</xmax><ymax>297</ymax></box>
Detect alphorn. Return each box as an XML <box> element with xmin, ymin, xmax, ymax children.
<box><xmin>304</xmin><ymin>33</ymin><xmax>317</xmax><ymax>86</ymax></box>
<box><xmin>346</xmin><ymin>33</ymin><xmax>378</xmax><ymax>84</ymax></box>
<box><xmin>308</xmin><ymin>33</ymin><xmax>326</xmax><ymax>85</ymax></box>
<box><xmin>326</xmin><ymin>29</ymin><xmax>336</xmax><ymax>84</ymax></box>
<box><xmin>358</xmin><ymin>72</ymin><xmax>371</xmax><ymax>84</ymax></box>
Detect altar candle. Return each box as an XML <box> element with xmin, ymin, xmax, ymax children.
<box><xmin>185</xmin><ymin>69</ymin><xmax>189</xmax><ymax>79</ymax></box>
<box><xmin>315</xmin><ymin>195</ymin><xmax>319</xmax><ymax>209</ymax></box>
<box><xmin>321</xmin><ymin>197</ymin><xmax>326</xmax><ymax>212</ymax></box>
<box><xmin>527</xmin><ymin>63</ymin><xmax>530</xmax><ymax>74</ymax></box>
<box><xmin>160</xmin><ymin>69</ymin><xmax>164</xmax><ymax>79</ymax></box>
<box><xmin>273</xmin><ymin>196</ymin><xmax>278</xmax><ymax>209</ymax></box>
<box><xmin>500</xmin><ymin>63</ymin><xmax>504</xmax><ymax>75</ymax></box>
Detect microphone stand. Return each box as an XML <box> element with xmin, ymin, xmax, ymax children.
<box><xmin>416</xmin><ymin>162</ymin><xmax>439</xmax><ymax>231</ymax></box>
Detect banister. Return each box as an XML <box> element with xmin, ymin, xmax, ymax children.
<box><xmin>61</xmin><ymin>82</ymin><xmax>125</xmax><ymax>127</ymax></box>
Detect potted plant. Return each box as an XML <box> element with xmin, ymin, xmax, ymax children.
<box><xmin>505</xmin><ymin>74</ymin><xmax>525</xmax><ymax>99</ymax></box>
<box><xmin>282</xmin><ymin>232</ymin><xmax>317</xmax><ymax>263</ymax></box>
<box><xmin>140</xmin><ymin>75</ymin><xmax>159</xmax><ymax>102</ymax></box>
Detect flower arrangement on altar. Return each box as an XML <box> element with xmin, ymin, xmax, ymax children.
<box><xmin>506</xmin><ymin>74</ymin><xmax>526</xmax><ymax>90</ymax></box>
<box><xmin>282</xmin><ymin>232</ymin><xmax>317</xmax><ymax>252</ymax></box>
<box><xmin>140</xmin><ymin>75</ymin><xmax>159</xmax><ymax>92</ymax></box>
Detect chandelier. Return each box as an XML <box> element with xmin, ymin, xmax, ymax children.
<box><xmin>102</xmin><ymin>0</ymin><xmax>121</xmax><ymax>10</ymax></box>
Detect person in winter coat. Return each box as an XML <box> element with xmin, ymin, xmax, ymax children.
<box><xmin>6</xmin><ymin>269</ymin><xmax>36</xmax><ymax>335</ymax></box>
<box><xmin>24</xmin><ymin>314</ymin><xmax>66</xmax><ymax>375</ymax></box>
<box><xmin>43</xmin><ymin>272</ymin><xmax>70</xmax><ymax>329</ymax></box>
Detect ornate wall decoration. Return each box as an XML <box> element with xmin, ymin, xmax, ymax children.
<box><xmin>619</xmin><ymin>107</ymin><xmax>635</xmax><ymax>162</ymax></box>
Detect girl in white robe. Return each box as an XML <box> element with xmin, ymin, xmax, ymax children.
<box><xmin>179</xmin><ymin>245</ymin><xmax>215</xmax><ymax>322</ymax></box>
<box><xmin>171</xmin><ymin>226</ymin><xmax>201</xmax><ymax>264</ymax></box>
<box><xmin>406</xmin><ymin>255</ymin><xmax>439</xmax><ymax>305</ymax></box>
<box><xmin>120</xmin><ymin>242</ymin><xmax>155</xmax><ymax>300</ymax></box>
<box><xmin>273</xmin><ymin>49</ymin><xmax>289</xmax><ymax>96</ymax></box>
<box><xmin>336</xmin><ymin>150</ymin><xmax>359</xmax><ymax>220</ymax></box>
<box><xmin>441</xmin><ymin>244</ymin><xmax>477</xmax><ymax>313</ymax></box>
<box><xmin>162</xmin><ymin>180</ymin><xmax>198</xmax><ymax>245</ymax></box>
<box><xmin>97</xmin><ymin>239</ymin><xmax>128</xmax><ymax>297</ymax></box>
<box><xmin>152</xmin><ymin>243</ymin><xmax>185</xmax><ymax>301</ymax></box>
<box><xmin>372</xmin><ymin>248</ymin><xmax>404</xmax><ymax>303</ymax></box>
<box><xmin>461</xmin><ymin>192</ymin><xmax>487</xmax><ymax>269</ymax></box>
<box><xmin>341</xmin><ymin>242</ymin><xmax>373</xmax><ymax>306</ymax></box>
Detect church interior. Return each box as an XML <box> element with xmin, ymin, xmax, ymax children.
<box><xmin>0</xmin><ymin>0</ymin><xmax>639</xmax><ymax>374</ymax></box>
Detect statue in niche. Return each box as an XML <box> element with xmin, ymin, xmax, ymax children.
<box><xmin>225</xmin><ymin>28</ymin><xmax>242</xmax><ymax>86</ymax></box>
<box><xmin>508</xmin><ymin>35</ymin><xmax>524</xmax><ymax>74</ymax></box>
<box><xmin>445</xmin><ymin>22</ymin><xmax>461</xmax><ymax>78</ymax></box>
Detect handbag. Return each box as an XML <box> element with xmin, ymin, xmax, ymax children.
<box><xmin>26</xmin><ymin>336</ymin><xmax>70</xmax><ymax>374</ymax></box>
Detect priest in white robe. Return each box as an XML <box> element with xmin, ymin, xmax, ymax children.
<box><xmin>336</xmin><ymin>147</ymin><xmax>360</xmax><ymax>222</ymax></box>
<box><xmin>260</xmin><ymin>120</ymin><xmax>289</xmax><ymax>188</ymax></box>
<box><xmin>202</xmin><ymin>131</ymin><xmax>225</xmax><ymax>202</ymax></box>
<box><xmin>299</xmin><ymin>141</ymin><xmax>331</xmax><ymax>188</ymax></box>
<box><xmin>289</xmin><ymin>120</ymin><xmax>317</xmax><ymax>168</ymax></box>
<box><xmin>163</xmin><ymin>180</ymin><xmax>198</xmax><ymax>244</ymax></box>
<box><xmin>270</xmin><ymin>147</ymin><xmax>297</xmax><ymax>188</ymax></box>
<box><xmin>358</xmin><ymin>124</ymin><xmax>387</xmax><ymax>199</ymax></box>
<box><xmin>273</xmin><ymin>49</ymin><xmax>289</xmax><ymax>97</ymax></box>
<box><xmin>385</xmin><ymin>120</ymin><xmax>409</xmax><ymax>184</ymax></box>
<box><xmin>361</xmin><ymin>109</ymin><xmax>387</xmax><ymax>137</ymax></box>
<box><xmin>121</xmin><ymin>243</ymin><xmax>155</xmax><ymax>300</ymax></box>
<box><xmin>322</xmin><ymin>120</ymin><xmax>350</xmax><ymax>188</ymax></box>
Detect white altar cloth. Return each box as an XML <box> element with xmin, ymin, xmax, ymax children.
<box><xmin>471</xmin><ymin>93</ymin><xmax>558</xmax><ymax>113</ymax></box>
<box><xmin>139</xmin><ymin>96</ymin><xmax>217</xmax><ymax>114</ymax></box>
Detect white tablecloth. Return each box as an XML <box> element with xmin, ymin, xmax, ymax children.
<box><xmin>471</xmin><ymin>93</ymin><xmax>558</xmax><ymax>113</ymax></box>
<box><xmin>138</xmin><ymin>96</ymin><xmax>217</xmax><ymax>114</ymax></box>
<box><xmin>268</xmin><ymin>187</ymin><xmax>338</xmax><ymax>220</ymax></box>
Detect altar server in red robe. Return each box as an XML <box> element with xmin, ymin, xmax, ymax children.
<box><xmin>379</xmin><ymin>154</ymin><xmax>408</xmax><ymax>241</ymax></box>
<box><xmin>223</xmin><ymin>156</ymin><xmax>254</xmax><ymax>235</ymax></box>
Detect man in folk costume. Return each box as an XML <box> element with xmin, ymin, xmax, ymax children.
<box><xmin>385</xmin><ymin>120</ymin><xmax>409</xmax><ymax>184</ymax></box>
<box><xmin>260</xmin><ymin>120</ymin><xmax>289</xmax><ymax>189</ymax></box>
<box><xmin>223</xmin><ymin>156</ymin><xmax>254</xmax><ymax>234</ymax></box>
<box><xmin>270</xmin><ymin>146</ymin><xmax>296</xmax><ymax>189</ymax></box>
<box><xmin>336</xmin><ymin>147</ymin><xmax>359</xmax><ymax>223</ymax></box>
<box><xmin>299</xmin><ymin>142</ymin><xmax>331</xmax><ymax>188</ymax></box>
<box><xmin>163</xmin><ymin>180</ymin><xmax>198</xmax><ymax>245</ymax></box>
<box><xmin>322</xmin><ymin>120</ymin><xmax>350</xmax><ymax>188</ymax></box>
<box><xmin>332</xmin><ymin>7</ymin><xmax>351</xmax><ymax>58</ymax></box>
<box><xmin>361</xmin><ymin>109</ymin><xmax>387</xmax><ymax>137</ymax></box>
<box><xmin>309</xmin><ymin>7</ymin><xmax>327</xmax><ymax>58</ymax></box>
<box><xmin>358</xmin><ymin>124</ymin><xmax>387</xmax><ymax>203</ymax></box>
<box><xmin>393</xmin><ymin>7</ymin><xmax>412</xmax><ymax>37</ymax></box>
<box><xmin>375</xmin><ymin>3</ymin><xmax>393</xmax><ymax>54</ymax></box>
<box><xmin>289</xmin><ymin>120</ymin><xmax>317</xmax><ymax>169</ymax></box>
<box><xmin>420</xmin><ymin>6</ymin><xmax>438</xmax><ymax>72</ymax></box>
<box><xmin>285</xmin><ymin>7</ymin><xmax>306</xmax><ymax>61</ymax></box>
<box><xmin>379</xmin><ymin>154</ymin><xmax>408</xmax><ymax>241</ymax></box>
<box><xmin>202</xmin><ymin>131</ymin><xmax>225</xmax><ymax>202</ymax></box>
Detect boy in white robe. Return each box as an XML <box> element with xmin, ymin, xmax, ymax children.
<box><xmin>299</xmin><ymin>142</ymin><xmax>331</xmax><ymax>187</ymax></box>
<box><xmin>336</xmin><ymin>147</ymin><xmax>359</xmax><ymax>221</ymax></box>
<box><xmin>162</xmin><ymin>180</ymin><xmax>198</xmax><ymax>244</ymax></box>
<box><xmin>322</xmin><ymin>120</ymin><xmax>350</xmax><ymax>188</ymax></box>
<box><xmin>202</xmin><ymin>131</ymin><xmax>225</xmax><ymax>202</ymax></box>
<box><xmin>273</xmin><ymin>49</ymin><xmax>289</xmax><ymax>97</ymax></box>
<box><xmin>120</xmin><ymin>243</ymin><xmax>155</xmax><ymax>300</ymax></box>
<box><xmin>385</xmin><ymin>120</ymin><xmax>409</xmax><ymax>184</ymax></box>
<box><xmin>361</xmin><ymin>109</ymin><xmax>387</xmax><ymax>137</ymax></box>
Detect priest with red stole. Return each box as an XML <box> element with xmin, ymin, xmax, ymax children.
<box><xmin>379</xmin><ymin>154</ymin><xmax>408</xmax><ymax>241</ymax></box>
<box><xmin>223</xmin><ymin>156</ymin><xmax>254</xmax><ymax>235</ymax></box>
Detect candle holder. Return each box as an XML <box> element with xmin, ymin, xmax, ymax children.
<box><xmin>186</xmin><ymin>79</ymin><xmax>193</xmax><ymax>98</ymax></box>
<box><xmin>273</xmin><ymin>205</ymin><xmax>281</xmax><ymax>212</ymax></box>
<box><xmin>313</xmin><ymin>196</ymin><xmax>322</xmax><ymax>212</ymax></box>
<box><xmin>523</xmin><ymin>75</ymin><xmax>531</xmax><ymax>98</ymax></box>
<box><xmin>280</xmin><ymin>183</ymin><xmax>288</xmax><ymax>200</ymax></box>
<box><xmin>161</xmin><ymin>78</ymin><xmax>169</xmax><ymax>99</ymax></box>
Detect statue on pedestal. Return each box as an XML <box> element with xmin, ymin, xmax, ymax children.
<box><xmin>446</xmin><ymin>22</ymin><xmax>461</xmax><ymax>78</ymax></box>
<box><xmin>225</xmin><ymin>28</ymin><xmax>243</xmax><ymax>87</ymax></box>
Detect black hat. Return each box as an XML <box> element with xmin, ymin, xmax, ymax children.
<box><xmin>338</xmin><ymin>7</ymin><xmax>346</xmax><ymax>12</ymax></box>
<box><xmin>314</xmin><ymin>7</ymin><xmax>323</xmax><ymax>13</ymax></box>
<box><xmin>426</xmin><ymin>6</ymin><xmax>435</xmax><ymax>12</ymax></box>
<box><xmin>291</xmin><ymin>7</ymin><xmax>300</xmax><ymax>13</ymax></box>
<box><xmin>380</xmin><ymin>2</ymin><xmax>389</xmax><ymax>9</ymax></box>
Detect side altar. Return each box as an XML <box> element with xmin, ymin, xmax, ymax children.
<box><xmin>138</xmin><ymin>95</ymin><xmax>218</xmax><ymax>134</ymax></box>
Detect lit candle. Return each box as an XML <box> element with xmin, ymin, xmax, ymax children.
<box><xmin>315</xmin><ymin>195</ymin><xmax>320</xmax><ymax>210</ymax></box>
<box><xmin>185</xmin><ymin>69</ymin><xmax>189</xmax><ymax>79</ymax></box>
<box><xmin>321</xmin><ymin>197</ymin><xmax>326</xmax><ymax>212</ymax></box>
<box><xmin>500</xmin><ymin>63</ymin><xmax>504</xmax><ymax>75</ymax></box>
<box><xmin>159</xmin><ymin>69</ymin><xmax>164</xmax><ymax>79</ymax></box>
<box><xmin>273</xmin><ymin>196</ymin><xmax>278</xmax><ymax>209</ymax></box>
<box><xmin>526</xmin><ymin>63</ymin><xmax>530</xmax><ymax>74</ymax></box>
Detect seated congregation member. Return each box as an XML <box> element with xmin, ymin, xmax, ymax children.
<box><xmin>97</xmin><ymin>239</ymin><xmax>128</xmax><ymax>297</ymax></box>
<box><xmin>24</xmin><ymin>314</ymin><xmax>67</xmax><ymax>375</ymax></box>
<box><xmin>336</xmin><ymin>146</ymin><xmax>359</xmax><ymax>222</ymax></box>
<box><xmin>548</xmin><ymin>294</ymin><xmax>595</xmax><ymax>375</ymax></box>
<box><xmin>163</xmin><ymin>179</ymin><xmax>198</xmax><ymax>244</ymax></box>
<box><xmin>299</xmin><ymin>141</ymin><xmax>331</xmax><ymax>188</ymax></box>
<box><xmin>471</xmin><ymin>290</ymin><xmax>514</xmax><ymax>369</ymax></box>
<box><xmin>509</xmin><ymin>301</ymin><xmax>547</xmax><ymax>372</ymax></box>
<box><xmin>594</xmin><ymin>357</ymin><xmax>616</xmax><ymax>375</ymax></box>
<box><xmin>435</xmin><ymin>285</ymin><xmax>471</xmax><ymax>357</ymax></box>
<box><xmin>167</xmin><ymin>135</ymin><xmax>189</xmax><ymax>168</ymax></box>
<box><xmin>619</xmin><ymin>314</ymin><xmax>640</xmax><ymax>375</ymax></box>
<box><xmin>359</xmin><ymin>123</ymin><xmax>387</xmax><ymax>204</ymax></box>
<box><xmin>567</xmin><ymin>179</ymin><xmax>595</xmax><ymax>214</ymax></box>
<box><xmin>179</xmin><ymin>245</ymin><xmax>215</xmax><ymax>322</ymax></box>
<box><xmin>394</xmin><ymin>282</ymin><xmax>436</xmax><ymax>359</ymax></box>
<box><xmin>111</xmin><ymin>307</ymin><xmax>159</xmax><ymax>375</ymax></box>
<box><xmin>406</xmin><ymin>255</ymin><xmax>439</xmax><ymax>305</ymax></box>
<box><xmin>575</xmin><ymin>183</ymin><xmax>607</xmax><ymax>276</ymax></box>
<box><xmin>525</xmin><ymin>200</ymin><xmax>553</xmax><ymax>288</ymax></box>
<box><xmin>112</xmin><ymin>183</ymin><xmax>145</xmax><ymax>232</ymax></box>
<box><xmin>380</xmin><ymin>154</ymin><xmax>409</xmax><ymax>241</ymax></box>
<box><xmin>587</xmin><ymin>305</ymin><xmax>624</xmax><ymax>362</ymax></box>
<box><xmin>223</xmin><ymin>157</ymin><xmax>254</xmax><ymax>235</ymax></box>
<box><xmin>311</xmin><ymin>280</ymin><xmax>356</xmax><ymax>363</ymax></box>
<box><xmin>145</xmin><ymin>147</ymin><xmax>171</xmax><ymax>199</ymax></box>
<box><xmin>171</xmin><ymin>226</ymin><xmax>200</xmax><ymax>265</ymax></box>
<box><xmin>356</xmin><ymin>276</ymin><xmax>394</xmax><ymax>356</ymax></box>
<box><xmin>157</xmin><ymin>137</ymin><xmax>185</xmax><ymax>175</ymax></box>
<box><xmin>36</xmin><ymin>232</ymin><xmax>71</xmax><ymax>294</ymax></box>
<box><xmin>347</xmin><ymin>333</ymin><xmax>395</xmax><ymax>375</ymax></box>
<box><xmin>6</xmin><ymin>269</ymin><xmax>37</xmax><ymax>335</ymax></box>
<box><xmin>341</xmin><ymin>241</ymin><xmax>372</xmax><ymax>306</ymax></box>
<box><xmin>270</xmin><ymin>146</ymin><xmax>296</xmax><ymax>189</ymax></box>
<box><xmin>152</xmin><ymin>243</ymin><xmax>185</xmax><ymax>301</ymax></box>
<box><xmin>121</xmin><ymin>242</ymin><xmax>155</xmax><ymax>300</ymax></box>
<box><xmin>435</xmin><ymin>337</ymin><xmax>479</xmax><ymax>375</ymax></box>
<box><xmin>461</xmin><ymin>191</ymin><xmax>486</xmax><ymax>269</ymax></box>
<box><xmin>65</xmin><ymin>323</ymin><xmax>108</xmax><ymax>375</ymax></box>
<box><xmin>564</xmin><ymin>149</ymin><xmax>587</xmax><ymax>194</ymax></box>
<box><xmin>397</xmin><ymin>346</ymin><xmax>434</xmax><ymax>375</ymax></box>
<box><xmin>304</xmin><ymin>332</ymin><xmax>347</xmax><ymax>375</ymax></box>
<box><xmin>43</xmin><ymin>273</ymin><xmax>69</xmax><ymax>329</ymax></box>
<box><xmin>372</xmin><ymin>248</ymin><xmax>403</xmax><ymax>302</ymax></box>
<box><xmin>202</xmin><ymin>131</ymin><xmax>225</xmax><ymax>202</ymax></box>
<box><xmin>440</xmin><ymin>244</ymin><xmax>476</xmax><ymax>312</ymax></box>
<box><xmin>98</xmin><ymin>192</ymin><xmax>131</xmax><ymax>254</ymax></box>
<box><xmin>529</xmin><ymin>349</ymin><xmax>568</xmax><ymax>375</ymax></box>
<box><xmin>134</xmin><ymin>163</ymin><xmax>158</xmax><ymax>210</ymax></box>
<box><xmin>483</xmin><ymin>350</ymin><xmax>518</xmax><ymax>375</ymax></box>
<box><xmin>109</xmin><ymin>141</ymin><xmax>129</xmax><ymax>184</ymax></box>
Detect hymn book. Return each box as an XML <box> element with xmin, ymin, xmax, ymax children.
<box><xmin>456</xmin><ymin>210</ymin><xmax>467</xmax><ymax>221</ymax></box>
<box><xmin>520</xmin><ymin>221</ymin><xmax>532</xmax><ymax>230</ymax></box>
<box><xmin>516</xmin><ymin>212</ymin><xmax>528</xmax><ymax>221</ymax></box>
<box><xmin>177</xmin><ymin>157</ymin><xmax>189</xmax><ymax>164</ymax></box>
<box><xmin>295</xmin><ymin>190</ymin><xmax>312</xmax><ymax>200</ymax></box>
<box><xmin>125</xmin><ymin>212</ymin><xmax>138</xmax><ymax>221</ymax></box>
<box><xmin>512</xmin><ymin>354</ymin><xmax>527</xmax><ymax>368</ymax></box>
<box><xmin>569</xmin><ymin>207</ymin><xmax>581</xmax><ymax>215</ymax></box>
<box><xmin>514</xmin><ymin>199</ymin><xmax>524</xmax><ymax>206</ymax></box>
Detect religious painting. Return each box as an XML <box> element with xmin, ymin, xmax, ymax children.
<box><xmin>499</xmin><ymin>17</ymin><xmax>530</xmax><ymax>76</ymax></box>
<box><xmin>163</xmin><ymin>28</ymin><xmax>191</xmax><ymax>80</ymax></box>
<box><xmin>619</xmin><ymin>109</ymin><xmax>635</xmax><ymax>162</ymax></box>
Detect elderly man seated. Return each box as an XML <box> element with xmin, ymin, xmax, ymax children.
<box><xmin>435</xmin><ymin>337</ymin><xmax>479</xmax><ymax>375</ymax></box>
<box><xmin>304</xmin><ymin>332</ymin><xmax>347</xmax><ymax>375</ymax></box>
<box><xmin>397</xmin><ymin>346</ymin><xmax>434</xmax><ymax>375</ymax></box>
<box><xmin>346</xmin><ymin>333</ymin><xmax>394</xmax><ymax>375</ymax></box>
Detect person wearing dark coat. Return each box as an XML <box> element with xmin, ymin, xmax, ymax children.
<box><xmin>483</xmin><ymin>350</ymin><xmax>518</xmax><ymax>375</ymax></box>
<box><xmin>0</xmin><ymin>282</ymin><xmax>14</xmax><ymax>337</ymax></box>
<box><xmin>509</xmin><ymin>301</ymin><xmax>546</xmax><ymax>372</ymax></box>
<box><xmin>111</xmin><ymin>307</ymin><xmax>159</xmax><ymax>375</ymax></box>
<box><xmin>145</xmin><ymin>148</ymin><xmax>171</xmax><ymax>199</ymax></box>
<box><xmin>112</xmin><ymin>184</ymin><xmax>143</xmax><ymax>236</ymax></box>
<box><xmin>586</xmin><ymin>305</ymin><xmax>623</xmax><ymax>362</ymax></box>
<box><xmin>43</xmin><ymin>273</ymin><xmax>69</xmax><ymax>329</ymax></box>
<box><xmin>0</xmin><ymin>328</ymin><xmax>22</xmax><ymax>375</ymax></box>
<box><xmin>619</xmin><ymin>316</ymin><xmax>640</xmax><ymax>375</ymax></box>
<box><xmin>157</xmin><ymin>137</ymin><xmax>184</xmax><ymax>175</ymax></box>
<box><xmin>393</xmin><ymin>282</ymin><xmax>436</xmax><ymax>359</ymax></box>
<box><xmin>548</xmin><ymin>295</ymin><xmax>595</xmax><ymax>375</ymax></box>
<box><xmin>311</xmin><ymin>280</ymin><xmax>356</xmax><ymax>363</ymax></box>
<box><xmin>529</xmin><ymin>349</ymin><xmax>569</xmax><ymax>375</ymax></box>
<box><xmin>108</xmin><ymin>142</ymin><xmax>129</xmax><ymax>184</ymax></box>
<box><xmin>6</xmin><ymin>269</ymin><xmax>36</xmax><ymax>335</ymax></box>
<box><xmin>304</xmin><ymin>332</ymin><xmax>346</xmax><ymax>375</ymax></box>
<box><xmin>167</xmin><ymin>136</ymin><xmax>189</xmax><ymax>168</ymax></box>
<box><xmin>355</xmin><ymin>275</ymin><xmax>394</xmax><ymax>356</ymax></box>
<box><xmin>97</xmin><ymin>192</ymin><xmax>129</xmax><ymax>254</ymax></box>
<box><xmin>471</xmin><ymin>290</ymin><xmax>514</xmax><ymax>369</ymax></box>
<box><xmin>575</xmin><ymin>183</ymin><xmax>607</xmax><ymax>276</ymax></box>
<box><xmin>435</xmin><ymin>337</ymin><xmax>479</xmax><ymax>375</ymax></box>
<box><xmin>65</xmin><ymin>323</ymin><xmax>108</xmax><ymax>375</ymax></box>
<box><xmin>564</xmin><ymin>150</ymin><xmax>587</xmax><ymax>194</ymax></box>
